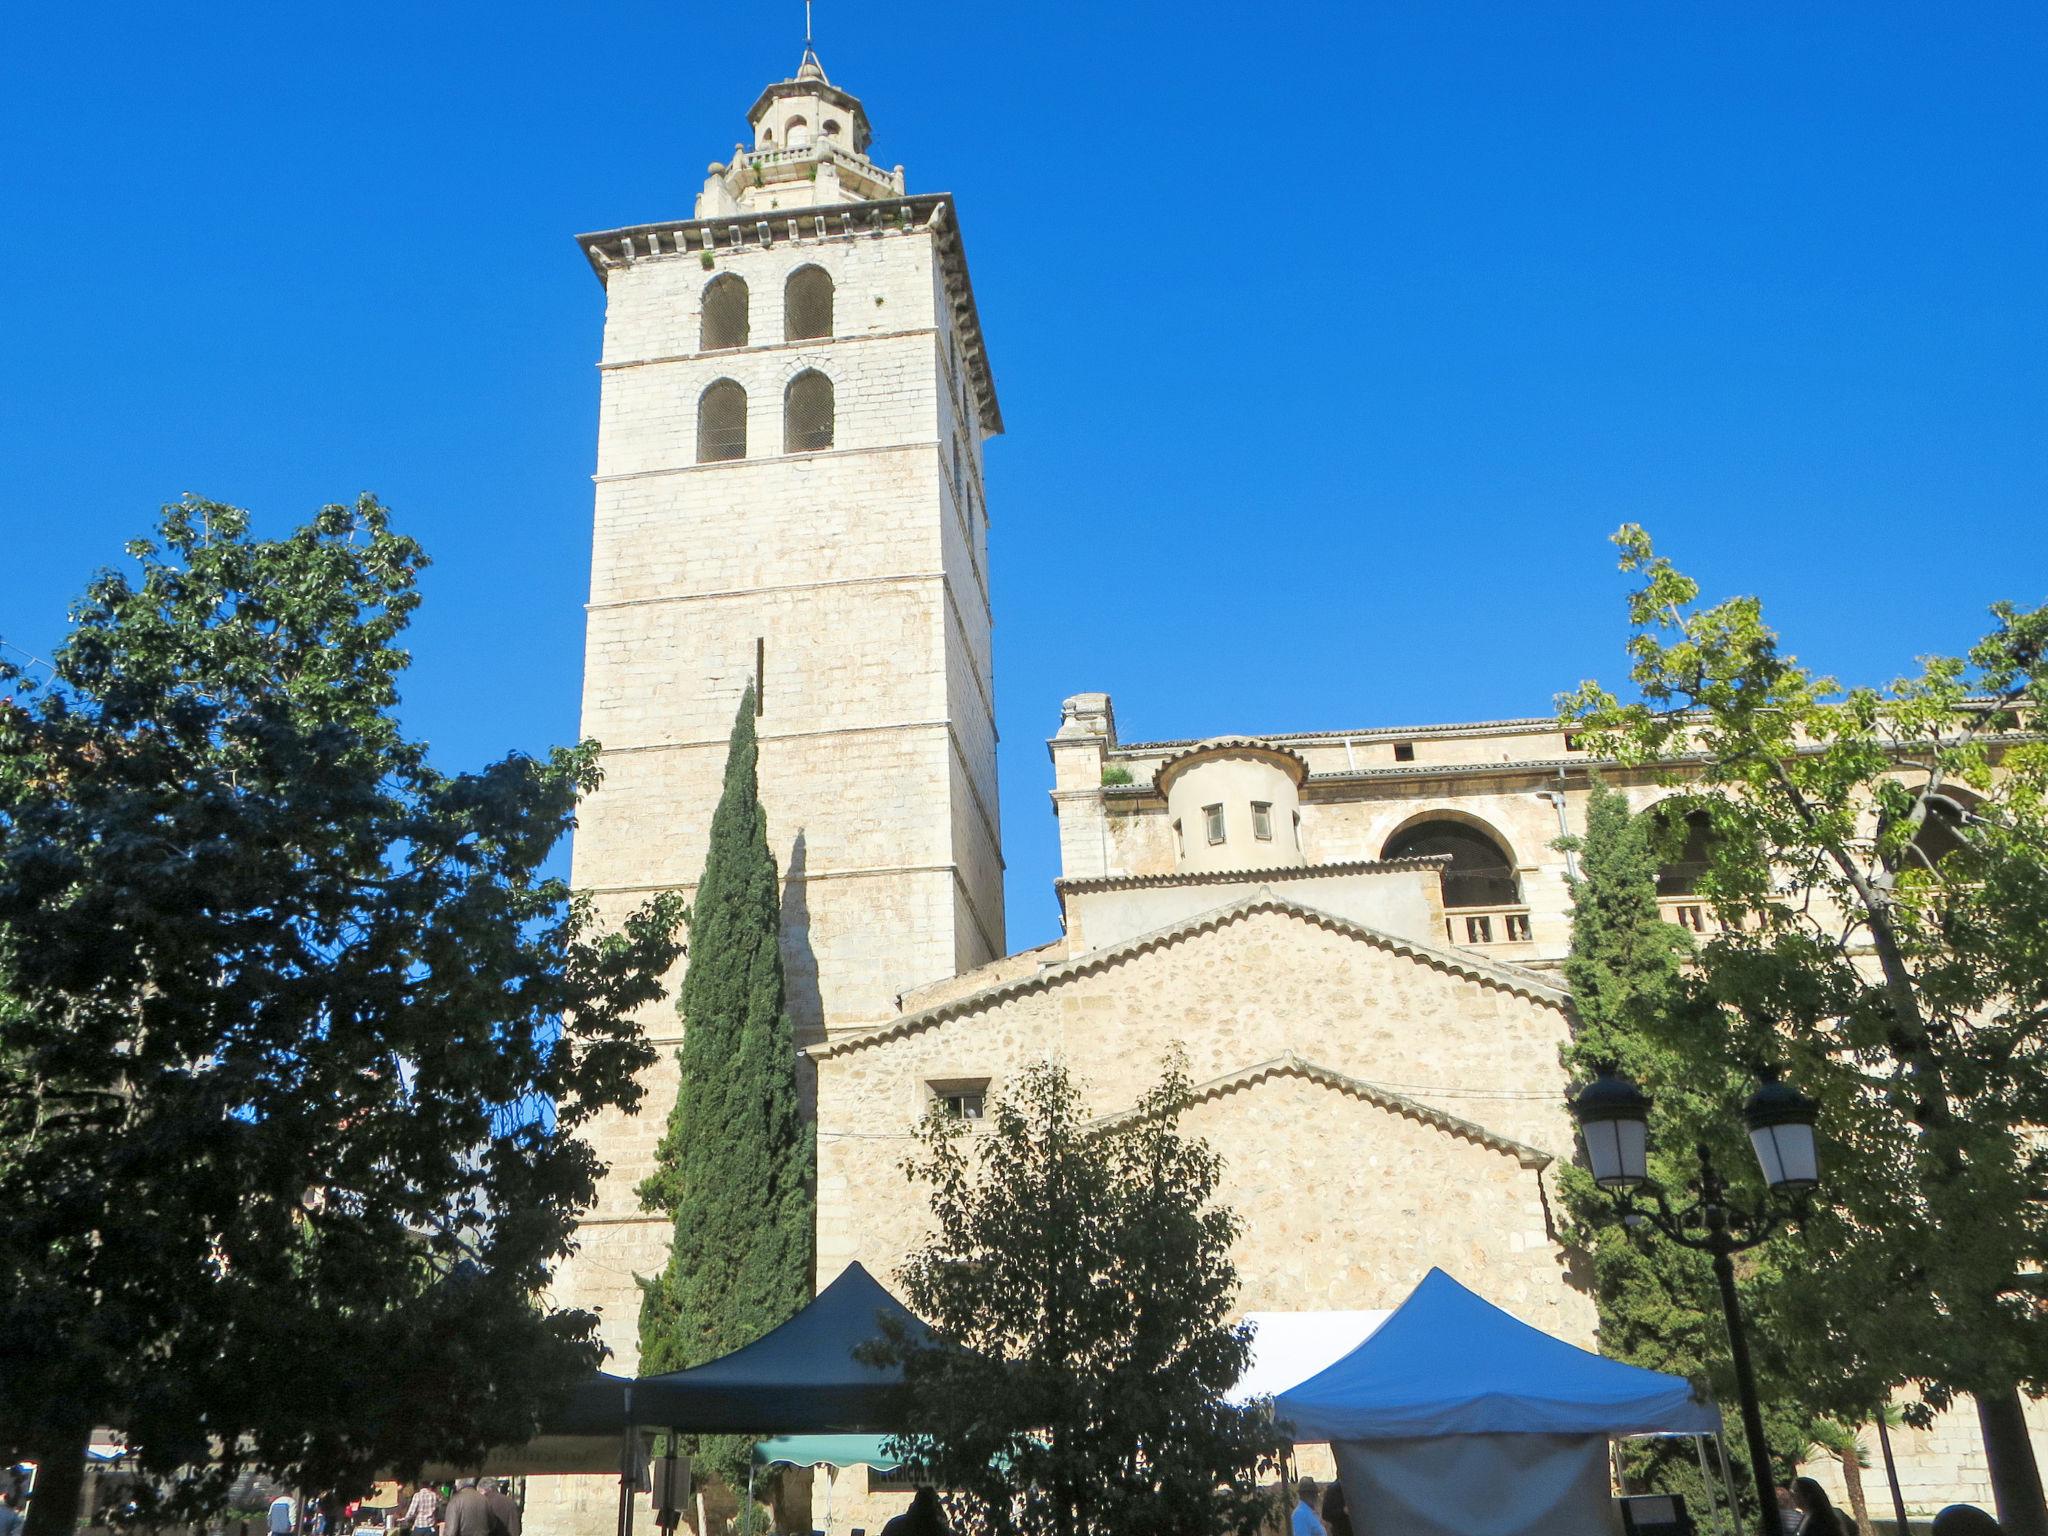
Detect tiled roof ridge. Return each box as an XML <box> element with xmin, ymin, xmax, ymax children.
<box><xmin>1088</xmin><ymin>1051</ymin><xmax>1554</xmax><ymax>1169</ymax></box>
<box><xmin>806</xmin><ymin>891</ymin><xmax>1572</xmax><ymax>1061</ymax></box>
<box><xmin>1055</xmin><ymin>855</ymin><xmax>1449</xmax><ymax>898</ymax></box>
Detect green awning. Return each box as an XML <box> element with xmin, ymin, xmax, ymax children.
<box><xmin>752</xmin><ymin>1435</ymin><xmax>904</xmax><ymax>1471</ymax></box>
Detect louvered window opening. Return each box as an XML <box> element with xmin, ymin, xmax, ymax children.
<box><xmin>784</xmin><ymin>371</ymin><xmax>835</xmax><ymax>453</ymax></box>
<box><xmin>700</xmin><ymin>275</ymin><xmax>749</xmax><ymax>351</ymax></box>
<box><xmin>697</xmin><ymin>380</ymin><xmax>747</xmax><ymax>463</ymax></box>
<box><xmin>785</xmin><ymin>267</ymin><xmax>834</xmax><ymax>340</ymax></box>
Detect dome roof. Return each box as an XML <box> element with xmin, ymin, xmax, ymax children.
<box><xmin>1152</xmin><ymin>737</ymin><xmax>1310</xmax><ymax>796</ymax></box>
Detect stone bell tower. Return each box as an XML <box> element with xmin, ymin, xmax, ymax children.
<box><xmin>551</xmin><ymin>47</ymin><xmax>1005</xmax><ymax>1372</ymax></box>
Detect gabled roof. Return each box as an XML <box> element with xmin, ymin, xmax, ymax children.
<box><xmin>807</xmin><ymin>890</ymin><xmax>1571</xmax><ymax>1062</ymax></box>
<box><xmin>1091</xmin><ymin>1053</ymin><xmax>1553</xmax><ymax>1169</ymax></box>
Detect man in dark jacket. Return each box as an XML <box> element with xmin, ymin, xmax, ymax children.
<box><xmin>482</xmin><ymin>1482</ymin><xmax>521</xmax><ymax>1536</ymax></box>
<box><xmin>442</xmin><ymin>1480</ymin><xmax>495</xmax><ymax>1536</ymax></box>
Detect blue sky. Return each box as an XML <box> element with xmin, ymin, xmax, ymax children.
<box><xmin>3</xmin><ymin>2</ymin><xmax>2043</xmax><ymax>948</ymax></box>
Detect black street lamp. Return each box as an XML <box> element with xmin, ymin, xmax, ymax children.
<box><xmin>1570</xmin><ymin>1065</ymin><xmax>1820</xmax><ymax>1536</ymax></box>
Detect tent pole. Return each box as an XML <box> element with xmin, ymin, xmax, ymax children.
<box><xmin>1712</xmin><ymin>1433</ymin><xmax>1743</xmax><ymax>1536</ymax></box>
<box><xmin>618</xmin><ymin>1385</ymin><xmax>637</xmax><ymax>1536</ymax></box>
<box><xmin>1695</xmin><ymin>1435</ymin><xmax>1737</xmax><ymax>1536</ymax></box>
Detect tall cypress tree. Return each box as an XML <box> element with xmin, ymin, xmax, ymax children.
<box><xmin>638</xmin><ymin>687</ymin><xmax>813</xmax><ymax>1485</ymax></box>
<box><xmin>1557</xmin><ymin>782</ymin><xmax>1810</xmax><ymax>1513</ymax></box>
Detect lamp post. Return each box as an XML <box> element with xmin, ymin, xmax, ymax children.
<box><xmin>1571</xmin><ymin>1066</ymin><xmax>1820</xmax><ymax>1536</ymax></box>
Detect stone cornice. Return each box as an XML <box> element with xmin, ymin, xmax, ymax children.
<box><xmin>1088</xmin><ymin>1052</ymin><xmax>1555</xmax><ymax>1169</ymax></box>
<box><xmin>804</xmin><ymin>889</ymin><xmax>1572</xmax><ymax>1062</ymax></box>
<box><xmin>576</xmin><ymin>192</ymin><xmax>1003</xmax><ymax>435</ymax></box>
<box><xmin>1054</xmin><ymin>855</ymin><xmax>1448</xmax><ymax>905</ymax></box>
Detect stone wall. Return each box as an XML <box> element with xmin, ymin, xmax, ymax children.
<box><xmin>811</xmin><ymin>900</ymin><xmax>1590</xmax><ymax>1343</ymax></box>
<box><xmin>556</xmin><ymin>212</ymin><xmax>1004</xmax><ymax>1375</ymax></box>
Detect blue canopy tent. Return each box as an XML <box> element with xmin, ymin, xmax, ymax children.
<box><xmin>1273</xmin><ymin>1269</ymin><xmax>1721</xmax><ymax>1536</ymax></box>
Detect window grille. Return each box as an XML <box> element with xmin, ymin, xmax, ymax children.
<box><xmin>696</xmin><ymin>379</ymin><xmax>747</xmax><ymax>463</ymax></box>
<box><xmin>1252</xmin><ymin>801</ymin><xmax>1273</xmax><ymax>840</ymax></box>
<box><xmin>700</xmin><ymin>274</ymin><xmax>749</xmax><ymax>351</ymax></box>
<box><xmin>783</xmin><ymin>370</ymin><xmax>834</xmax><ymax>453</ymax></box>
<box><xmin>784</xmin><ymin>266</ymin><xmax>833</xmax><ymax>341</ymax></box>
<box><xmin>951</xmin><ymin>440</ymin><xmax>963</xmax><ymax>501</ymax></box>
<box><xmin>1204</xmin><ymin>804</ymin><xmax>1226</xmax><ymax>844</ymax></box>
<box><xmin>1383</xmin><ymin>821</ymin><xmax>1520</xmax><ymax>908</ymax></box>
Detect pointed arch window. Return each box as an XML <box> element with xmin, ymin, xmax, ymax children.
<box><xmin>1382</xmin><ymin>820</ymin><xmax>1520</xmax><ymax>908</ymax></box>
<box><xmin>697</xmin><ymin>379</ymin><xmax>747</xmax><ymax>463</ymax></box>
<box><xmin>784</xmin><ymin>370</ymin><xmax>834</xmax><ymax>453</ymax></box>
<box><xmin>785</xmin><ymin>266</ymin><xmax>834</xmax><ymax>341</ymax></box>
<box><xmin>700</xmin><ymin>274</ymin><xmax>749</xmax><ymax>352</ymax></box>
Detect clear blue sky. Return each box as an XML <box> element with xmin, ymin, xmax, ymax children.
<box><xmin>4</xmin><ymin>3</ymin><xmax>2044</xmax><ymax>948</ymax></box>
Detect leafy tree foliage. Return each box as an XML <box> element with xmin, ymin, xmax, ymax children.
<box><xmin>0</xmin><ymin>498</ymin><xmax>685</xmax><ymax>1535</ymax></box>
<box><xmin>870</xmin><ymin>1058</ymin><xmax>1278</xmax><ymax>1536</ymax></box>
<box><xmin>1562</xmin><ymin>525</ymin><xmax>2048</xmax><ymax>1535</ymax></box>
<box><xmin>636</xmin><ymin>688</ymin><xmax>813</xmax><ymax>1491</ymax></box>
<box><xmin>1555</xmin><ymin>782</ymin><xmax>1815</xmax><ymax>1515</ymax></box>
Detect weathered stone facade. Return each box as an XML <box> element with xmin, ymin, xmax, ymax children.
<box><xmin>544</xmin><ymin>50</ymin><xmax>2040</xmax><ymax>1535</ymax></box>
<box><xmin>551</xmin><ymin>52</ymin><xmax>1004</xmax><ymax>1372</ymax></box>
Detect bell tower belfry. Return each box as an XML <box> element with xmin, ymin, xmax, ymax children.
<box><xmin>555</xmin><ymin>50</ymin><xmax>1005</xmax><ymax>1366</ymax></box>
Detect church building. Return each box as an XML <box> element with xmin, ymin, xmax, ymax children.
<box><xmin>541</xmin><ymin>49</ymin><xmax>2018</xmax><ymax>1530</ymax></box>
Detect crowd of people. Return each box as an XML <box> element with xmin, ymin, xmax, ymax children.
<box><xmin>389</xmin><ymin>1480</ymin><xmax>522</xmax><ymax>1536</ymax></box>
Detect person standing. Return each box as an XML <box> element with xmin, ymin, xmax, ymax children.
<box><xmin>398</xmin><ymin>1482</ymin><xmax>442</xmax><ymax>1536</ymax></box>
<box><xmin>269</xmin><ymin>1493</ymin><xmax>296</xmax><ymax>1536</ymax></box>
<box><xmin>1291</xmin><ymin>1479</ymin><xmax>1327</xmax><ymax>1536</ymax></box>
<box><xmin>1790</xmin><ymin>1478</ymin><xmax>1848</xmax><ymax>1536</ymax></box>
<box><xmin>481</xmin><ymin>1482</ymin><xmax>520</xmax><ymax>1536</ymax></box>
<box><xmin>442</xmin><ymin>1479</ymin><xmax>493</xmax><ymax>1536</ymax></box>
<box><xmin>1319</xmin><ymin>1482</ymin><xmax>1353</xmax><ymax>1536</ymax></box>
<box><xmin>0</xmin><ymin>1490</ymin><xmax>25</xmax><ymax>1536</ymax></box>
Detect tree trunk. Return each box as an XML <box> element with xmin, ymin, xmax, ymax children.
<box><xmin>1839</xmin><ymin>1442</ymin><xmax>1871</xmax><ymax>1535</ymax></box>
<box><xmin>1978</xmin><ymin>1387</ymin><xmax>2048</xmax><ymax>1536</ymax></box>
<box><xmin>1876</xmin><ymin>1416</ymin><xmax>1911</xmax><ymax>1536</ymax></box>
<box><xmin>23</xmin><ymin>1428</ymin><xmax>91</xmax><ymax>1536</ymax></box>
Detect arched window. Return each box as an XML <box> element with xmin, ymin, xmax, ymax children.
<box><xmin>786</xmin><ymin>116</ymin><xmax>811</xmax><ymax>148</ymax></box>
<box><xmin>1382</xmin><ymin>821</ymin><xmax>1520</xmax><ymax>908</ymax></box>
<box><xmin>822</xmin><ymin>118</ymin><xmax>842</xmax><ymax>139</ymax></box>
<box><xmin>700</xmin><ymin>274</ymin><xmax>749</xmax><ymax>352</ymax></box>
<box><xmin>784</xmin><ymin>370</ymin><xmax>834</xmax><ymax>453</ymax></box>
<box><xmin>784</xmin><ymin>266</ymin><xmax>833</xmax><ymax>341</ymax></box>
<box><xmin>1650</xmin><ymin>808</ymin><xmax>1716</xmax><ymax>896</ymax></box>
<box><xmin>697</xmin><ymin>379</ymin><xmax>747</xmax><ymax>463</ymax></box>
<box><xmin>1903</xmin><ymin>786</ymin><xmax>1981</xmax><ymax>871</ymax></box>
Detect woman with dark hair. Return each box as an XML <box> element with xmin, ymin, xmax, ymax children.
<box><xmin>1790</xmin><ymin>1477</ymin><xmax>1849</xmax><ymax>1536</ymax></box>
<box><xmin>1319</xmin><ymin>1482</ymin><xmax>1354</xmax><ymax>1536</ymax></box>
<box><xmin>879</xmin><ymin>1488</ymin><xmax>947</xmax><ymax>1536</ymax></box>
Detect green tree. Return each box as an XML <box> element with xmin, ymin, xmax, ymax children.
<box><xmin>1562</xmin><ymin>525</ymin><xmax>2048</xmax><ymax>1536</ymax></box>
<box><xmin>0</xmin><ymin>498</ymin><xmax>685</xmax><ymax>1536</ymax></box>
<box><xmin>869</xmin><ymin>1058</ymin><xmax>1278</xmax><ymax>1536</ymax></box>
<box><xmin>636</xmin><ymin>688</ymin><xmax>813</xmax><ymax>1492</ymax></box>
<box><xmin>1557</xmin><ymin>782</ymin><xmax>1816</xmax><ymax>1519</ymax></box>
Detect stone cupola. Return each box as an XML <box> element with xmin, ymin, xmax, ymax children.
<box><xmin>696</xmin><ymin>50</ymin><xmax>907</xmax><ymax>219</ymax></box>
<box><xmin>1154</xmin><ymin>739</ymin><xmax>1310</xmax><ymax>874</ymax></box>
